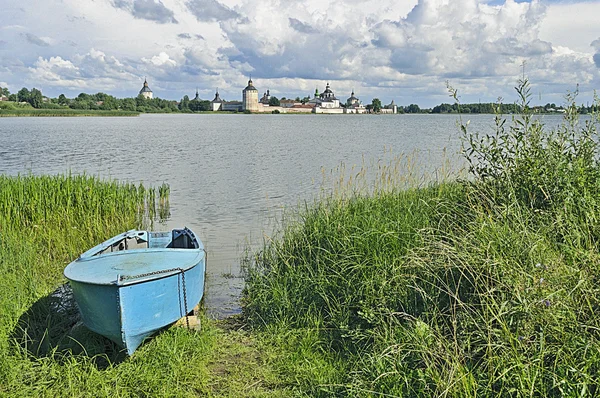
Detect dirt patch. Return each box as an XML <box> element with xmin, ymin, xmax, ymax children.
<box><xmin>207</xmin><ymin>317</ymin><xmax>287</xmax><ymax>397</ymax></box>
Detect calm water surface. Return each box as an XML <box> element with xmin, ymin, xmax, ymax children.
<box><xmin>0</xmin><ymin>113</ymin><xmax>566</xmax><ymax>316</ymax></box>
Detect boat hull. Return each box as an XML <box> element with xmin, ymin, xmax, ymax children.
<box><xmin>65</xmin><ymin>228</ymin><xmax>206</xmax><ymax>355</ymax></box>
<box><xmin>69</xmin><ymin>262</ymin><xmax>204</xmax><ymax>355</ymax></box>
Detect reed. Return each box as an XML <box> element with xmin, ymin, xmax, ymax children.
<box><xmin>244</xmin><ymin>83</ymin><xmax>600</xmax><ymax>396</ymax></box>
<box><xmin>0</xmin><ymin>174</ymin><xmax>292</xmax><ymax>396</ymax></box>
<box><xmin>0</xmin><ymin>174</ymin><xmax>221</xmax><ymax>396</ymax></box>
<box><xmin>0</xmin><ymin>109</ymin><xmax>139</xmax><ymax>117</ymax></box>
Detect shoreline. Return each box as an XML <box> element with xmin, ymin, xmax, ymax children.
<box><xmin>0</xmin><ymin>110</ymin><xmax>140</xmax><ymax>117</ymax></box>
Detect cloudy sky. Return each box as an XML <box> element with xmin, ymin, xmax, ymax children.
<box><xmin>1</xmin><ymin>0</ymin><xmax>599</xmax><ymax>107</ymax></box>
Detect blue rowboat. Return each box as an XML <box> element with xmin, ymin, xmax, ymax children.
<box><xmin>64</xmin><ymin>227</ymin><xmax>206</xmax><ymax>355</ymax></box>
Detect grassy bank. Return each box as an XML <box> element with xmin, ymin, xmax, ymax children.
<box><xmin>0</xmin><ymin>174</ymin><xmax>296</xmax><ymax>396</ymax></box>
<box><xmin>244</xmin><ymin>82</ymin><xmax>600</xmax><ymax>396</ymax></box>
<box><xmin>0</xmin><ymin>109</ymin><xmax>139</xmax><ymax>117</ymax></box>
<box><xmin>3</xmin><ymin>80</ymin><xmax>600</xmax><ymax>397</ymax></box>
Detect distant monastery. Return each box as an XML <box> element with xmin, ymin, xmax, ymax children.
<box><xmin>210</xmin><ymin>79</ymin><xmax>397</xmax><ymax>114</ymax></box>
<box><xmin>139</xmin><ymin>77</ymin><xmax>397</xmax><ymax>114</ymax></box>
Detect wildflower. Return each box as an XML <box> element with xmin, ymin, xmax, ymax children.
<box><xmin>542</xmin><ymin>299</ymin><xmax>551</xmax><ymax>307</ymax></box>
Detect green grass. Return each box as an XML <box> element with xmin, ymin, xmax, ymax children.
<box><xmin>244</xmin><ymin>82</ymin><xmax>600</xmax><ymax>396</ymax></box>
<box><xmin>0</xmin><ymin>174</ymin><xmax>296</xmax><ymax>397</ymax></box>
<box><xmin>0</xmin><ymin>108</ymin><xmax>139</xmax><ymax>117</ymax></box>
<box><xmin>4</xmin><ymin>80</ymin><xmax>600</xmax><ymax>396</ymax></box>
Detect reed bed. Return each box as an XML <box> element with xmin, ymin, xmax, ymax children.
<box><xmin>244</xmin><ymin>82</ymin><xmax>600</xmax><ymax>396</ymax></box>
<box><xmin>0</xmin><ymin>109</ymin><xmax>139</xmax><ymax>117</ymax></box>
<box><xmin>0</xmin><ymin>175</ymin><xmax>221</xmax><ymax>396</ymax></box>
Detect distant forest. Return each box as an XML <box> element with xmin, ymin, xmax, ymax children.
<box><xmin>1</xmin><ymin>86</ymin><xmax>598</xmax><ymax>115</ymax></box>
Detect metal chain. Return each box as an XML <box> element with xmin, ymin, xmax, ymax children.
<box><xmin>119</xmin><ymin>267</ymin><xmax>184</xmax><ymax>281</ymax></box>
<box><xmin>180</xmin><ymin>269</ymin><xmax>189</xmax><ymax>329</ymax></box>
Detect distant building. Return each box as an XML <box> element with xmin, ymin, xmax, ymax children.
<box><xmin>286</xmin><ymin>104</ymin><xmax>314</xmax><ymax>113</ymax></box>
<box><xmin>242</xmin><ymin>78</ymin><xmax>259</xmax><ymax>112</ymax></box>
<box><xmin>259</xmin><ymin>89</ymin><xmax>271</xmax><ymax>105</ymax></box>
<box><xmin>344</xmin><ymin>89</ymin><xmax>366</xmax><ymax>114</ymax></box>
<box><xmin>317</xmin><ymin>82</ymin><xmax>340</xmax><ymax>108</ymax></box>
<box><xmin>307</xmin><ymin>88</ymin><xmax>320</xmax><ymax>107</ymax></box>
<box><xmin>211</xmin><ymin>89</ymin><xmax>223</xmax><ymax>111</ymax></box>
<box><xmin>380</xmin><ymin>100</ymin><xmax>397</xmax><ymax>114</ymax></box>
<box><xmin>280</xmin><ymin>99</ymin><xmax>300</xmax><ymax>108</ymax></box>
<box><xmin>223</xmin><ymin>101</ymin><xmax>243</xmax><ymax>112</ymax></box>
<box><xmin>313</xmin><ymin>82</ymin><xmax>344</xmax><ymax>114</ymax></box>
<box><xmin>346</xmin><ymin>90</ymin><xmax>359</xmax><ymax>107</ymax></box>
<box><xmin>0</xmin><ymin>95</ymin><xmax>8</xmax><ymax>101</ymax></box>
<box><xmin>139</xmin><ymin>78</ymin><xmax>153</xmax><ymax>99</ymax></box>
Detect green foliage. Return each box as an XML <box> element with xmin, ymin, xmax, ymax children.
<box><xmin>432</xmin><ymin>102</ymin><xmax>521</xmax><ymax>114</ymax></box>
<box><xmin>29</xmin><ymin>88</ymin><xmax>43</xmax><ymax>108</ymax></box>
<box><xmin>3</xmin><ymin>87</ymin><xmax>181</xmax><ymax>114</ymax></box>
<box><xmin>462</xmin><ymin>80</ymin><xmax>600</xmax><ymax>220</ymax></box>
<box><xmin>179</xmin><ymin>94</ymin><xmax>190</xmax><ymax>111</ymax></box>
<box><xmin>244</xmin><ymin>80</ymin><xmax>600</xmax><ymax>395</ymax></box>
<box><xmin>269</xmin><ymin>96</ymin><xmax>280</xmax><ymax>106</ymax></box>
<box><xmin>0</xmin><ymin>109</ymin><xmax>138</xmax><ymax>117</ymax></box>
<box><xmin>372</xmin><ymin>98</ymin><xmax>382</xmax><ymax>113</ymax></box>
<box><xmin>189</xmin><ymin>99</ymin><xmax>211</xmax><ymax>112</ymax></box>
<box><xmin>17</xmin><ymin>87</ymin><xmax>30</xmax><ymax>103</ymax></box>
<box><xmin>404</xmin><ymin>103</ymin><xmax>421</xmax><ymax>113</ymax></box>
<box><xmin>57</xmin><ymin>94</ymin><xmax>68</xmax><ymax>106</ymax></box>
<box><xmin>0</xmin><ymin>174</ymin><xmax>296</xmax><ymax>396</ymax></box>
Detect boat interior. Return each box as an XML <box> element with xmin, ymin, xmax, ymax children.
<box><xmin>93</xmin><ymin>228</ymin><xmax>200</xmax><ymax>257</ymax></box>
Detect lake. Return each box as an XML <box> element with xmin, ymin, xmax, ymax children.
<box><xmin>0</xmin><ymin>113</ymin><xmax>567</xmax><ymax>316</ymax></box>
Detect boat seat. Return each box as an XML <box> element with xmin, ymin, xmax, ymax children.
<box><xmin>168</xmin><ymin>227</ymin><xmax>199</xmax><ymax>249</ymax></box>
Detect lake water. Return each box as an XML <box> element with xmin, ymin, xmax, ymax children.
<box><xmin>0</xmin><ymin>113</ymin><xmax>567</xmax><ymax>316</ymax></box>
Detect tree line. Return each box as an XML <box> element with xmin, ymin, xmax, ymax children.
<box><xmin>0</xmin><ymin>86</ymin><xmax>215</xmax><ymax>113</ymax></box>
<box><xmin>2</xmin><ymin>85</ymin><xmax>598</xmax><ymax>115</ymax></box>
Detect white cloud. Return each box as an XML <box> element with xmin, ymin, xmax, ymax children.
<box><xmin>28</xmin><ymin>56</ymin><xmax>85</xmax><ymax>87</ymax></box>
<box><xmin>143</xmin><ymin>52</ymin><xmax>178</xmax><ymax>67</ymax></box>
<box><xmin>0</xmin><ymin>0</ymin><xmax>598</xmax><ymax>105</ymax></box>
<box><xmin>540</xmin><ymin>2</ymin><xmax>600</xmax><ymax>55</ymax></box>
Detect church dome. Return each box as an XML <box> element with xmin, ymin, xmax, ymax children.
<box><xmin>319</xmin><ymin>82</ymin><xmax>337</xmax><ymax>100</ymax></box>
<box><xmin>347</xmin><ymin>90</ymin><xmax>358</xmax><ymax>103</ymax></box>
<box><xmin>139</xmin><ymin>78</ymin><xmax>152</xmax><ymax>94</ymax></box>
<box><xmin>212</xmin><ymin>89</ymin><xmax>222</xmax><ymax>103</ymax></box>
<box><xmin>243</xmin><ymin>78</ymin><xmax>258</xmax><ymax>91</ymax></box>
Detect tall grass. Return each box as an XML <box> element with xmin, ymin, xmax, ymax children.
<box><xmin>244</xmin><ymin>81</ymin><xmax>600</xmax><ymax>396</ymax></box>
<box><xmin>0</xmin><ymin>174</ymin><xmax>152</xmax><ymax>326</ymax></box>
<box><xmin>0</xmin><ymin>109</ymin><xmax>139</xmax><ymax>117</ymax></box>
<box><xmin>0</xmin><ymin>175</ymin><xmax>224</xmax><ymax>396</ymax></box>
